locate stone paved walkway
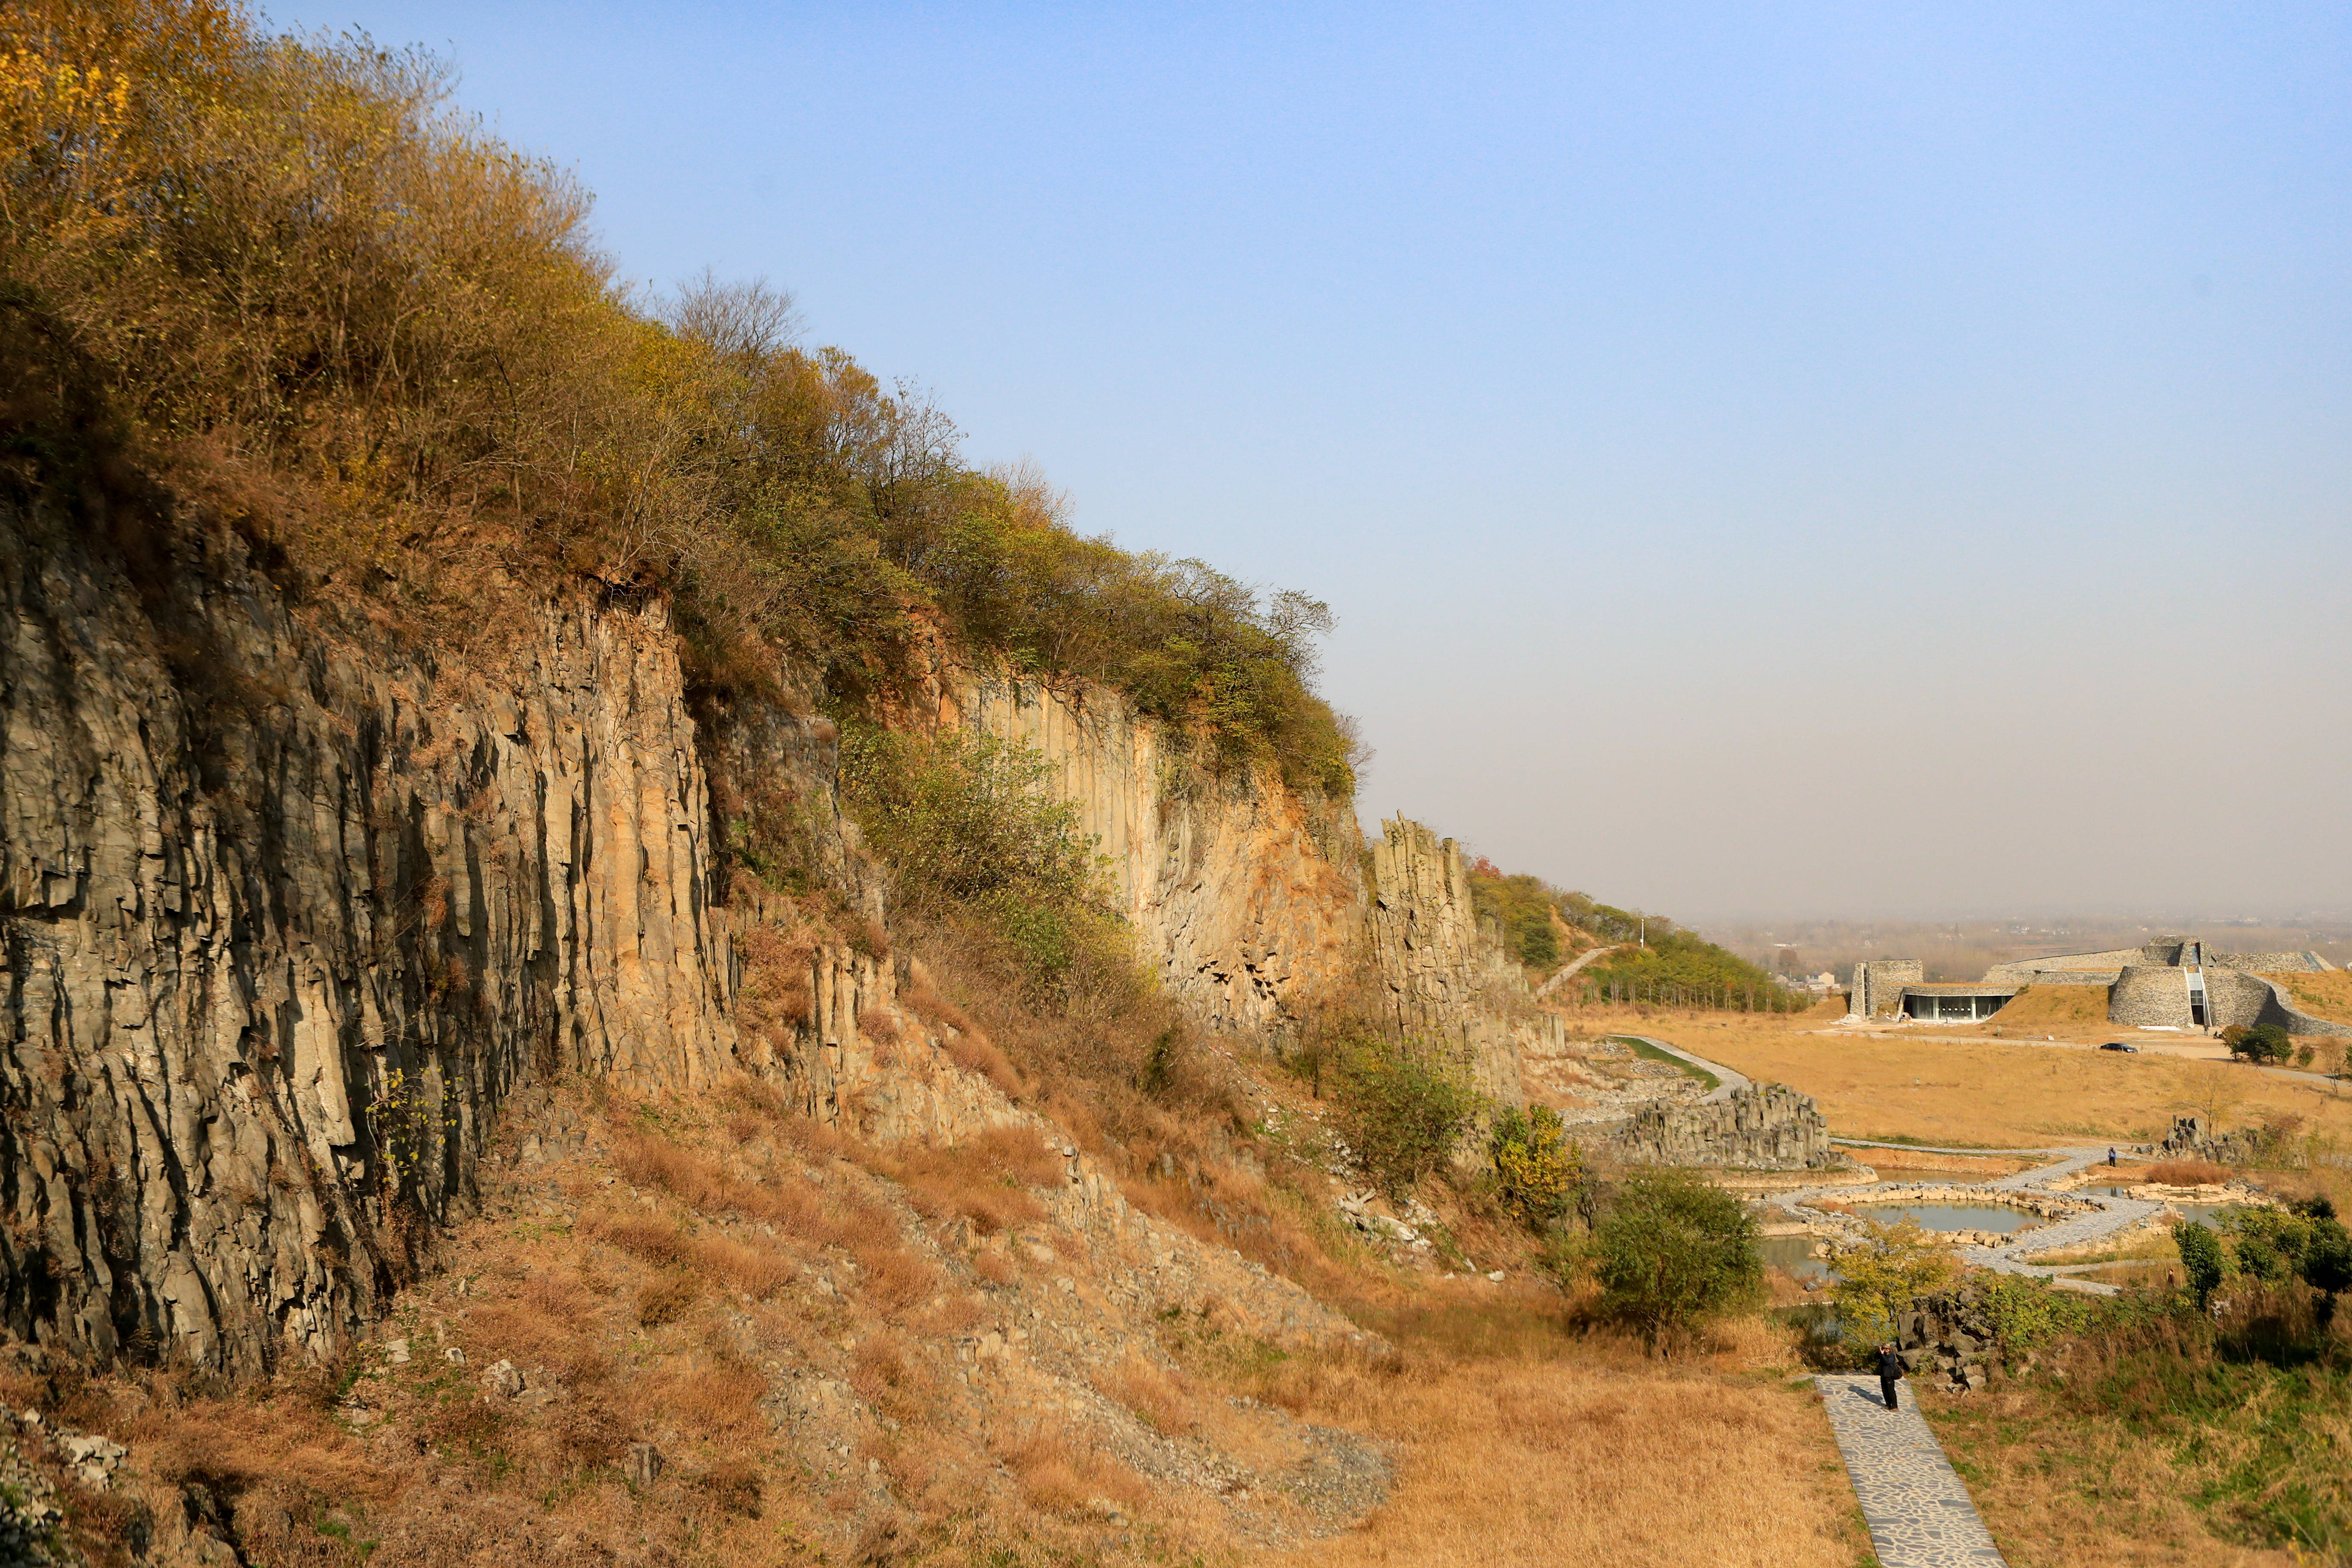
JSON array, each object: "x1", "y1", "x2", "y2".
[{"x1": 1816, "y1": 1375, "x2": 2008, "y2": 1565}]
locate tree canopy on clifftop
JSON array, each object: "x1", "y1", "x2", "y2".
[{"x1": 0, "y1": 0, "x2": 1360, "y2": 793}]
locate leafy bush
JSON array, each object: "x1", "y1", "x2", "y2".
[
  {"x1": 1487, "y1": 1104, "x2": 1582, "y2": 1230},
  {"x1": 2214, "y1": 1206, "x2": 2352, "y2": 1312},
  {"x1": 1465, "y1": 863, "x2": 1564, "y2": 971},
  {"x1": 837, "y1": 723, "x2": 1127, "y2": 994},
  {"x1": 2177, "y1": 1220, "x2": 2226, "y2": 1307},
  {"x1": 1327, "y1": 1038, "x2": 1481, "y2": 1199},
  {"x1": 1972, "y1": 1272, "x2": 2093, "y2": 1353},
  {"x1": 2228, "y1": 1023, "x2": 2294, "y2": 1064},
  {"x1": 1592, "y1": 1169, "x2": 1761, "y2": 1348}
]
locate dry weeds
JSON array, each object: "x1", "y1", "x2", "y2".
[{"x1": 1256, "y1": 1320, "x2": 1863, "y2": 1568}]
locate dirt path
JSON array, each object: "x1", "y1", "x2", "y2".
[{"x1": 1533, "y1": 942, "x2": 1622, "y2": 998}]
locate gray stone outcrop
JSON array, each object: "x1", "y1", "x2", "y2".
[
  {"x1": 1611, "y1": 1083, "x2": 1833, "y2": 1170},
  {"x1": 2153, "y1": 1115, "x2": 2259, "y2": 1166},
  {"x1": 1363, "y1": 818, "x2": 1542, "y2": 1102}
]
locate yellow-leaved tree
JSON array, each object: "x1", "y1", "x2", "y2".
[{"x1": 1832, "y1": 1218, "x2": 1958, "y2": 1350}]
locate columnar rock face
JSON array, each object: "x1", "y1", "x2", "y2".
[
  {"x1": 1612, "y1": 1084, "x2": 1832, "y2": 1170},
  {"x1": 1365, "y1": 818, "x2": 1542, "y2": 1102},
  {"x1": 0, "y1": 513, "x2": 741, "y2": 1374},
  {"x1": 932, "y1": 674, "x2": 1550, "y2": 1100}
]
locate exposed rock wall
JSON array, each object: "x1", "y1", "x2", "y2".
[
  {"x1": 938, "y1": 673, "x2": 1365, "y2": 1040},
  {"x1": 1611, "y1": 1084, "x2": 1833, "y2": 1170},
  {"x1": 2152, "y1": 1115, "x2": 2259, "y2": 1165},
  {"x1": 0, "y1": 506, "x2": 1554, "y2": 1382},
  {"x1": 1364, "y1": 818, "x2": 1540, "y2": 1102},
  {"x1": 928, "y1": 668, "x2": 1546, "y2": 1100},
  {"x1": 0, "y1": 512, "x2": 740, "y2": 1375}
]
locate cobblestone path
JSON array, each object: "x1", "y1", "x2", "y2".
[{"x1": 1817, "y1": 1375, "x2": 2008, "y2": 1566}]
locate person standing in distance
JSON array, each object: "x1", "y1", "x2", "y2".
[{"x1": 1876, "y1": 1342, "x2": 1905, "y2": 1410}]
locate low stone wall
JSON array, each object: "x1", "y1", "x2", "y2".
[
  {"x1": 1983, "y1": 947, "x2": 2143, "y2": 986},
  {"x1": 1611, "y1": 1083, "x2": 1834, "y2": 1170},
  {"x1": 2205, "y1": 968, "x2": 2351, "y2": 1038}
]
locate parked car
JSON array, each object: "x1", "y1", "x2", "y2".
[{"x1": 2098, "y1": 1042, "x2": 2139, "y2": 1053}]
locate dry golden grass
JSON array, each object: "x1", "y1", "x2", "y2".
[
  {"x1": 1256, "y1": 1325, "x2": 1863, "y2": 1568},
  {"x1": 2261, "y1": 971, "x2": 2352, "y2": 1027},
  {"x1": 2145, "y1": 1159, "x2": 2237, "y2": 1187},
  {"x1": 1578, "y1": 1005, "x2": 2352, "y2": 1148},
  {"x1": 887, "y1": 1125, "x2": 1062, "y2": 1234},
  {"x1": 1979, "y1": 983, "x2": 2113, "y2": 1035},
  {"x1": 1858, "y1": 1146, "x2": 2034, "y2": 1178}
]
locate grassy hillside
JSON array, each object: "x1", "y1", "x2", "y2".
[{"x1": 1463, "y1": 861, "x2": 1793, "y2": 1010}]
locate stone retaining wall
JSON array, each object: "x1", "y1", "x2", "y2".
[{"x1": 2109, "y1": 965, "x2": 2196, "y2": 1028}]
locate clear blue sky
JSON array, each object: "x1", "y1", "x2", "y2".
[{"x1": 285, "y1": 1, "x2": 2352, "y2": 920}]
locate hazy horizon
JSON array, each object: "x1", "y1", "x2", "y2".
[{"x1": 291, "y1": 2, "x2": 2352, "y2": 919}]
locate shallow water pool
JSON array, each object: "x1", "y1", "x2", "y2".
[{"x1": 1760, "y1": 1235, "x2": 1833, "y2": 1281}]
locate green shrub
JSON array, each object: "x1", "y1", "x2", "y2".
[
  {"x1": 838, "y1": 725, "x2": 1099, "y2": 915},
  {"x1": 2177, "y1": 1220, "x2": 2226, "y2": 1307},
  {"x1": 1327, "y1": 1038, "x2": 1481, "y2": 1199},
  {"x1": 1592, "y1": 1169, "x2": 1761, "y2": 1349},
  {"x1": 2230, "y1": 1023, "x2": 2293, "y2": 1064},
  {"x1": 1487, "y1": 1104, "x2": 1581, "y2": 1230}
]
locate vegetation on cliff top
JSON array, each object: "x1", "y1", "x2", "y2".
[
  {"x1": 1463, "y1": 857, "x2": 1790, "y2": 1008},
  {"x1": 0, "y1": 0, "x2": 1357, "y2": 792}
]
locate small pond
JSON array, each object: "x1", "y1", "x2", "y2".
[
  {"x1": 1853, "y1": 1202, "x2": 2038, "y2": 1235},
  {"x1": 1759, "y1": 1235, "x2": 1832, "y2": 1281}
]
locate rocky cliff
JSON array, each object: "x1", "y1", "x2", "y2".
[
  {"x1": 934, "y1": 670, "x2": 1543, "y2": 1101},
  {"x1": 0, "y1": 511, "x2": 744, "y2": 1374},
  {"x1": 938, "y1": 670, "x2": 1364, "y2": 1041},
  {"x1": 0, "y1": 509, "x2": 1554, "y2": 1377}
]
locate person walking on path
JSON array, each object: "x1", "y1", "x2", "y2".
[
  {"x1": 2108, "y1": 1147, "x2": 2118, "y2": 1167},
  {"x1": 1875, "y1": 1343, "x2": 1906, "y2": 1410}
]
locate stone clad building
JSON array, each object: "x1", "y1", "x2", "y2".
[{"x1": 1849, "y1": 940, "x2": 2346, "y2": 1037}]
